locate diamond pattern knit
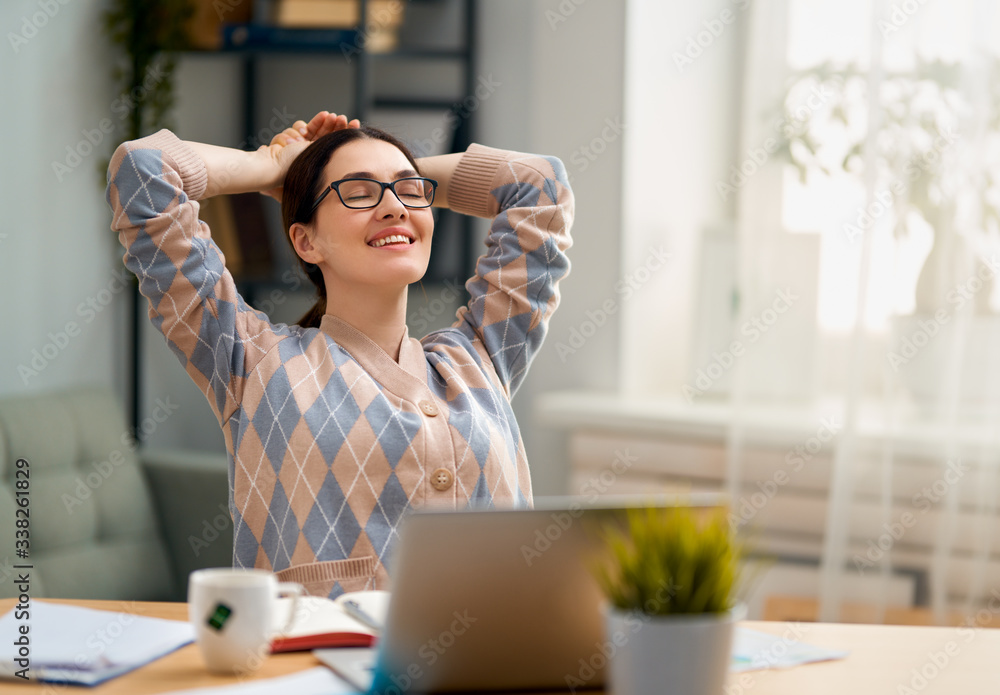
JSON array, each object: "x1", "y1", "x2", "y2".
[{"x1": 106, "y1": 130, "x2": 574, "y2": 598}]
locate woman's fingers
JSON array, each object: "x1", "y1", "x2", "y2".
[
  {"x1": 269, "y1": 125, "x2": 308, "y2": 148},
  {"x1": 269, "y1": 111, "x2": 362, "y2": 148},
  {"x1": 272, "y1": 111, "x2": 360, "y2": 149},
  {"x1": 303, "y1": 111, "x2": 329, "y2": 139}
]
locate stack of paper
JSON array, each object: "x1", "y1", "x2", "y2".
[
  {"x1": 0, "y1": 600, "x2": 194, "y2": 685},
  {"x1": 731, "y1": 627, "x2": 849, "y2": 672}
]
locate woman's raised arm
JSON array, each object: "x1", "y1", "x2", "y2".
[
  {"x1": 187, "y1": 111, "x2": 360, "y2": 200},
  {"x1": 413, "y1": 152, "x2": 465, "y2": 210}
]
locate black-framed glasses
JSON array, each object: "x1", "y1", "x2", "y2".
[{"x1": 311, "y1": 177, "x2": 438, "y2": 214}]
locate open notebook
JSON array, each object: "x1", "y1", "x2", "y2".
[{"x1": 271, "y1": 589, "x2": 389, "y2": 653}]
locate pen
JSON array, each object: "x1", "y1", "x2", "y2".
[{"x1": 342, "y1": 599, "x2": 383, "y2": 634}]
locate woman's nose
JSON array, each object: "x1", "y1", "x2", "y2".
[{"x1": 376, "y1": 188, "x2": 408, "y2": 217}]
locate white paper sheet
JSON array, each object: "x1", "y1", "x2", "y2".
[
  {"x1": 731, "y1": 626, "x2": 849, "y2": 672},
  {"x1": 0, "y1": 600, "x2": 194, "y2": 685},
  {"x1": 162, "y1": 665, "x2": 359, "y2": 694}
]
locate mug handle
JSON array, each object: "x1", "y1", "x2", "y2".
[{"x1": 275, "y1": 582, "x2": 305, "y2": 635}]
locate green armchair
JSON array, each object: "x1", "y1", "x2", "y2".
[{"x1": 0, "y1": 386, "x2": 232, "y2": 601}]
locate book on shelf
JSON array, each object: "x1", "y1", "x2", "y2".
[
  {"x1": 186, "y1": 0, "x2": 253, "y2": 50},
  {"x1": 274, "y1": 0, "x2": 405, "y2": 28},
  {"x1": 222, "y1": 22, "x2": 359, "y2": 49},
  {"x1": 271, "y1": 0, "x2": 404, "y2": 51},
  {"x1": 271, "y1": 589, "x2": 390, "y2": 653}
]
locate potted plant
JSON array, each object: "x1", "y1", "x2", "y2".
[
  {"x1": 593, "y1": 504, "x2": 745, "y2": 695},
  {"x1": 776, "y1": 61, "x2": 1000, "y2": 404}
]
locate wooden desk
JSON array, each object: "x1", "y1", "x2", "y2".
[
  {"x1": 1, "y1": 599, "x2": 322, "y2": 694},
  {"x1": 4, "y1": 598, "x2": 1000, "y2": 693}
]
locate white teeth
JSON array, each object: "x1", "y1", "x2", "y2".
[{"x1": 369, "y1": 234, "x2": 412, "y2": 247}]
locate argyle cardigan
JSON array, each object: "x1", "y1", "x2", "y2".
[{"x1": 106, "y1": 130, "x2": 574, "y2": 598}]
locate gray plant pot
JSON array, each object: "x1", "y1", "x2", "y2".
[{"x1": 603, "y1": 603, "x2": 745, "y2": 695}]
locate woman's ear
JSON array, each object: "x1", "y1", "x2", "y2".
[{"x1": 289, "y1": 222, "x2": 323, "y2": 264}]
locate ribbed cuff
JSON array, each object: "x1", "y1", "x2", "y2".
[
  {"x1": 447, "y1": 143, "x2": 512, "y2": 219},
  {"x1": 142, "y1": 129, "x2": 209, "y2": 201}
]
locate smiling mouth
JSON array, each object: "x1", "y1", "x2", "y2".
[{"x1": 368, "y1": 234, "x2": 414, "y2": 248}]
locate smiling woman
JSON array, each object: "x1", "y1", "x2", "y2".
[{"x1": 104, "y1": 110, "x2": 574, "y2": 599}]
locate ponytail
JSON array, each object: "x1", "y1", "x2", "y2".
[{"x1": 296, "y1": 263, "x2": 328, "y2": 329}]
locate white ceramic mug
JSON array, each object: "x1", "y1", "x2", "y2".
[{"x1": 188, "y1": 568, "x2": 304, "y2": 675}]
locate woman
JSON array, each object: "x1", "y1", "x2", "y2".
[{"x1": 106, "y1": 111, "x2": 574, "y2": 598}]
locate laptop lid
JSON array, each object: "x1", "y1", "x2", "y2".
[{"x1": 368, "y1": 493, "x2": 726, "y2": 694}]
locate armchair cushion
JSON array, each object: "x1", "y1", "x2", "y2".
[{"x1": 0, "y1": 387, "x2": 175, "y2": 600}]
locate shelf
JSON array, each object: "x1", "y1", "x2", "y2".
[
  {"x1": 182, "y1": 46, "x2": 466, "y2": 59},
  {"x1": 373, "y1": 97, "x2": 465, "y2": 111}
]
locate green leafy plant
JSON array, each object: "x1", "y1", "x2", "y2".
[
  {"x1": 103, "y1": 0, "x2": 193, "y2": 145},
  {"x1": 594, "y1": 505, "x2": 742, "y2": 616}
]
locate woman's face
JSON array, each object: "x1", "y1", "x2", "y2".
[{"x1": 306, "y1": 138, "x2": 434, "y2": 292}]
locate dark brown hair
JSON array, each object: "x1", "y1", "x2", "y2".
[{"x1": 281, "y1": 126, "x2": 422, "y2": 328}]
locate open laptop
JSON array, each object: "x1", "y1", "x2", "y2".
[{"x1": 316, "y1": 493, "x2": 725, "y2": 693}]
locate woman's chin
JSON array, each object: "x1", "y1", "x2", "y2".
[{"x1": 376, "y1": 264, "x2": 431, "y2": 288}]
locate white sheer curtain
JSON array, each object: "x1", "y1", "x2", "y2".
[{"x1": 728, "y1": 0, "x2": 1000, "y2": 622}]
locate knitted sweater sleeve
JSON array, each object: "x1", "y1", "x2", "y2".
[
  {"x1": 105, "y1": 129, "x2": 283, "y2": 425},
  {"x1": 444, "y1": 144, "x2": 575, "y2": 398}
]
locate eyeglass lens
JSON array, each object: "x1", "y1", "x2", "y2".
[{"x1": 339, "y1": 178, "x2": 434, "y2": 208}]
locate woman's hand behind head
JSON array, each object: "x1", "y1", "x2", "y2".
[{"x1": 261, "y1": 112, "x2": 361, "y2": 203}]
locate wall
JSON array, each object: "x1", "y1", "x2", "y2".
[
  {"x1": 1, "y1": 1, "x2": 125, "y2": 402},
  {"x1": 619, "y1": 0, "x2": 745, "y2": 398}
]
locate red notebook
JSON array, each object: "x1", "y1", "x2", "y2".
[{"x1": 270, "y1": 590, "x2": 389, "y2": 653}]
